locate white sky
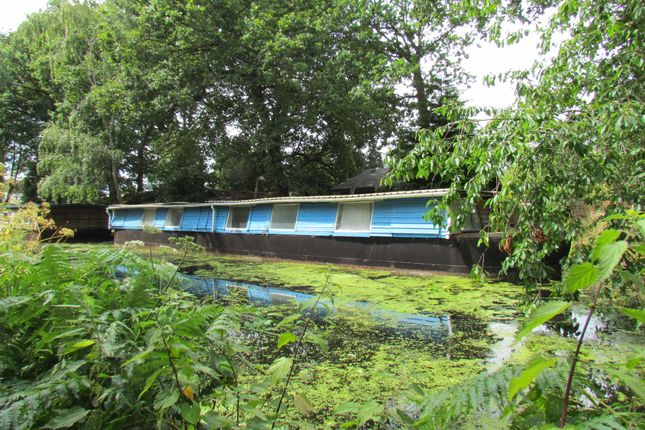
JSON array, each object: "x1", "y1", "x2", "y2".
[{"x1": 0, "y1": 0, "x2": 542, "y2": 109}]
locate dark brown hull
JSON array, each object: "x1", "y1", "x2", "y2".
[{"x1": 114, "y1": 230, "x2": 506, "y2": 273}]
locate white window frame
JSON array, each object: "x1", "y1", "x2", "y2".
[
  {"x1": 226, "y1": 206, "x2": 251, "y2": 230},
  {"x1": 141, "y1": 208, "x2": 157, "y2": 227},
  {"x1": 334, "y1": 202, "x2": 373, "y2": 232},
  {"x1": 269, "y1": 204, "x2": 299, "y2": 231},
  {"x1": 165, "y1": 208, "x2": 183, "y2": 229}
]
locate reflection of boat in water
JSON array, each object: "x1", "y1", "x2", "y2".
[
  {"x1": 114, "y1": 266, "x2": 451, "y2": 340},
  {"x1": 182, "y1": 273, "x2": 452, "y2": 340}
]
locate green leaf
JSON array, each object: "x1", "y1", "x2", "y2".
[
  {"x1": 621, "y1": 308, "x2": 645, "y2": 323},
  {"x1": 0, "y1": 296, "x2": 32, "y2": 312},
  {"x1": 154, "y1": 387, "x2": 179, "y2": 410},
  {"x1": 607, "y1": 369, "x2": 645, "y2": 400},
  {"x1": 277, "y1": 332, "x2": 297, "y2": 350},
  {"x1": 203, "y1": 412, "x2": 234, "y2": 428},
  {"x1": 508, "y1": 356, "x2": 557, "y2": 400},
  {"x1": 139, "y1": 367, "x2": 167, "y2": 400},
  {"x1": 122, "y1": 347, "x2": 154, "y2": 367},
  {"x1": 293, "y1": 393, "x2": 315, "y2": 416},
  {"x1": 637, "y1": 219, "x2": 645, "y2": 237},
  {"x1": 267, "y1": 357, "x2": 293, "y2": 385},
  {"x1": 357, "y1": 401, "x2": 383, "y2": 426},
  {"x1": 596, "y1": 241, "x2": 628, "y2": 281},
  {"x1": 276, "y1": 313, "x2": 300, "y2": 328},
  {"x1": 180, "y1": 402, "x2": 201, "y2": 425},
  {"x1": 67, "y1": 339, "x2": 96, "y2": 353},
  {"x1": 575, "y1": 414, "x2": 627, "y2": 430},
  {"x1": 334, "y1": 402, "x2": 361, "y2": 415},
  {"x1": 304, "y1": 332, "x2": 329, "y2": 352},
  {"x1": 563, "y1": 263, "x2": 598, "y2": 293},
  {"x1": 396, "y1": 409, "x2": 416, "y2": 425},
  {"x1": 43, "y1": 407, "x2": 90, "y2": 429},
  {"x1": 516, "y1": 301, "x2": 571, "y2": 341},
  {"x1": 591, "y1": 229, "x2": 621, "y2": 260}
]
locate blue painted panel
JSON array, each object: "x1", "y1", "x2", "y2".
[
  {"x1": 295, "y1": 203, "x2": 337, "y2": 235},
  {"x1": 180, "y1": 208, "x2": 201, "y2": 231},
  {"x1": 180, "y1": 207, "x2": 213, "y2": 231},
  {"x1": 122, "y1": 209, "x2": 143, "y2": 229},
  {"x1": 197, "y1": 207, "x2": 213, "y2": 231},
  {"x1": 248, "y1": 205, "x2": 272, "y2": 233},
  {"x1": 215, "y1": 207, "x2": 229, "y2": 231},
  {"x1": 154, "y1": 209, "x2": 168, "y2": 228},
  {"x1": 371, "y1": 198, "x2": 446, "y2": 238},
  {"x1": 111, "y1": 210, "x2": 126, "y2": 228}
]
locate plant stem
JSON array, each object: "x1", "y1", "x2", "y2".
[
  {"x1": 220, "y1": 330, "x2": 241, "y2": 425},
  {"x1": 559, "y1": 282, "x2": 602, "y2": 427},
  {"x1": 271, "y1": 271, "x2": 331, "y2": 429},
  {"x1": 151, "y1": 249, "x2": 188, "y2": 311},
  {"x1": 149, "y1": 246, "x2": 159, "y2": 292},
  {"x1": 161, "y1": 329, "x2": 190, "y2": 412}
]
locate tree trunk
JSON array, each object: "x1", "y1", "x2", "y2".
[
  {"x1": 136, "y1": 128, "x2": 150, "y2": 193},
  {"x1": 111, "y1": 160, "x2": 123, "y2": 203},
  {"x1": 412, "y1": 60, "x2": 430, "y2": 130}
]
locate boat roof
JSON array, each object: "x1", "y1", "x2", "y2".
[{"x1": 107, "y1": 189, "x2": 450, "y2": 210}]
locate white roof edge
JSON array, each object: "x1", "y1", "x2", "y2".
[{"x1": 106, "y1": 189, "x2": 450, "y2": 210}]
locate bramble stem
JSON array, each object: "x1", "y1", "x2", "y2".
[{"x1": 560, "y1": 282, "x2": 602, "y2": 427}]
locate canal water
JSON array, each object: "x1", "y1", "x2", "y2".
[{"x1": 115, "y1": 255, "x2": 633, "y2": 428}]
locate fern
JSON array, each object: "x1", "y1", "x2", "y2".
[
  {"x1": 414, "y1": 366, "x2": 520, "y2": 428},
  {"x1": 573, "y1": 414, "x2": 627, "y2": 430}
]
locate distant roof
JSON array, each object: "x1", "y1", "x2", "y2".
[
  {"x1": 330, "y1": 167, "x2": 389, "y2": 192},
  {"x1": 107, "y1": 188, "x2": 450, "y2": 209}
]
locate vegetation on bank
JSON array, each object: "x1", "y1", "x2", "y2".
[
  {"x1": 1, "y1": 202, "x2": 643, "y2": 428},
  {"x1": 1, "y1": 0, "x2": 643, "y2": 428}
]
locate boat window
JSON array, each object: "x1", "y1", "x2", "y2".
[
  {"x1": 336, "y1": 202, "x2": 372, "y2": 231},
  {"x1": 165, "y1": 208, "x2": 183, "y2": 228},
  {"x1": 141, "y1": 209, "x2": 156, "y2": 226},
  {"x1": 270, "y1": 204, "x2": 298, "y2": 230},
  {"x1": 227, "y1": 207, "x2": 250, "y2": 229}
]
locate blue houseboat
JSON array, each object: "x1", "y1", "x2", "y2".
[{"x1": 107, "y1": 189, "x2": 503, "y2": 273}]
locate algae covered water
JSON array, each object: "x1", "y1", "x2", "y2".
[
  {"x1": 160, "y1": 253, "x2": 526, "y2": 428},
  {"x1": 113, "y1": 247, "x2": 640, "y2": 428}
]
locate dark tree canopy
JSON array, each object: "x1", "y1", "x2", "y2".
[{"x1": 0, "y1": 0, "x2": 480, "y2": 203}]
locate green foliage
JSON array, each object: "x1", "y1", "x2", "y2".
[
  {"x1": 398, "y1": 213, "x2": 644, "y2": 429},
  {"x1": 515, "y1": 301, "x2": 571, "y2": 340},
  {"x1": 386, "y1": 0, "x2": 644, "y2": 282},
  {"x1": 0, "y1": 232, "x2": 332, "y2": 428},
  {"x1": 507, "y1": 356, "x2": 557, "y2": 400}
]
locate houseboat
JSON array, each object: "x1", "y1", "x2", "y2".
[{"x1": 107, "y1": 189, "x2": 503, "y2": 273}]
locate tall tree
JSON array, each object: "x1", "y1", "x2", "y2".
[
  {"x1": 360, "y1": 0, "x2": 476, "y2": 156},
  {"x1": 0, "y1": 28, "x2": 54, "y2": 202},
  {"x1": 387, "y1": 0, "x2": 644, "y2": 280}
]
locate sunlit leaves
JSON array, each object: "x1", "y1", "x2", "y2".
[
  {"x1": 563, "y1": 262, "x2": 598, "y2": 293},
  {"x1": 268, "y1": 357, "x2": 293, "y2": 385},
  {"x1": 595, "y1": 241, "x2": 628, "y2": 282},
  {"x1": 277, "y1": 332, "x2": 297, "y2": 350},
  {"x1": 516, "y1": 301, "x2": 571, "y2": 341},
  {"x1": 335, "y1": 400, "x2": 383, "y2": 428},
  {"x1": 591, "y1": 229, "x2": 622, "y2": 260},
  {"x1": 607, "y1": 369, "x2": 645, "y2": 401},
  {"x1": 179, "y1": 402, "x2": 201, "y2": 425},
  {"x1": 508, "y1": 356, "x2": 558, "y2": 400},
  {"x1": 621, "y1": 308, "x2": 645, "y2": 324},
  {"x1": 43, "y1": 407, "x2": 90, "y2": 429},
  {"x1": 154, "y1": 387, "x2": 179, "y2": 411},
  {"x1": 293, "y1": 393, "x2": 315, "y2": 416},
  {"x1": 63, "y1": 339, "x2": 96, "y2": 355}
]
